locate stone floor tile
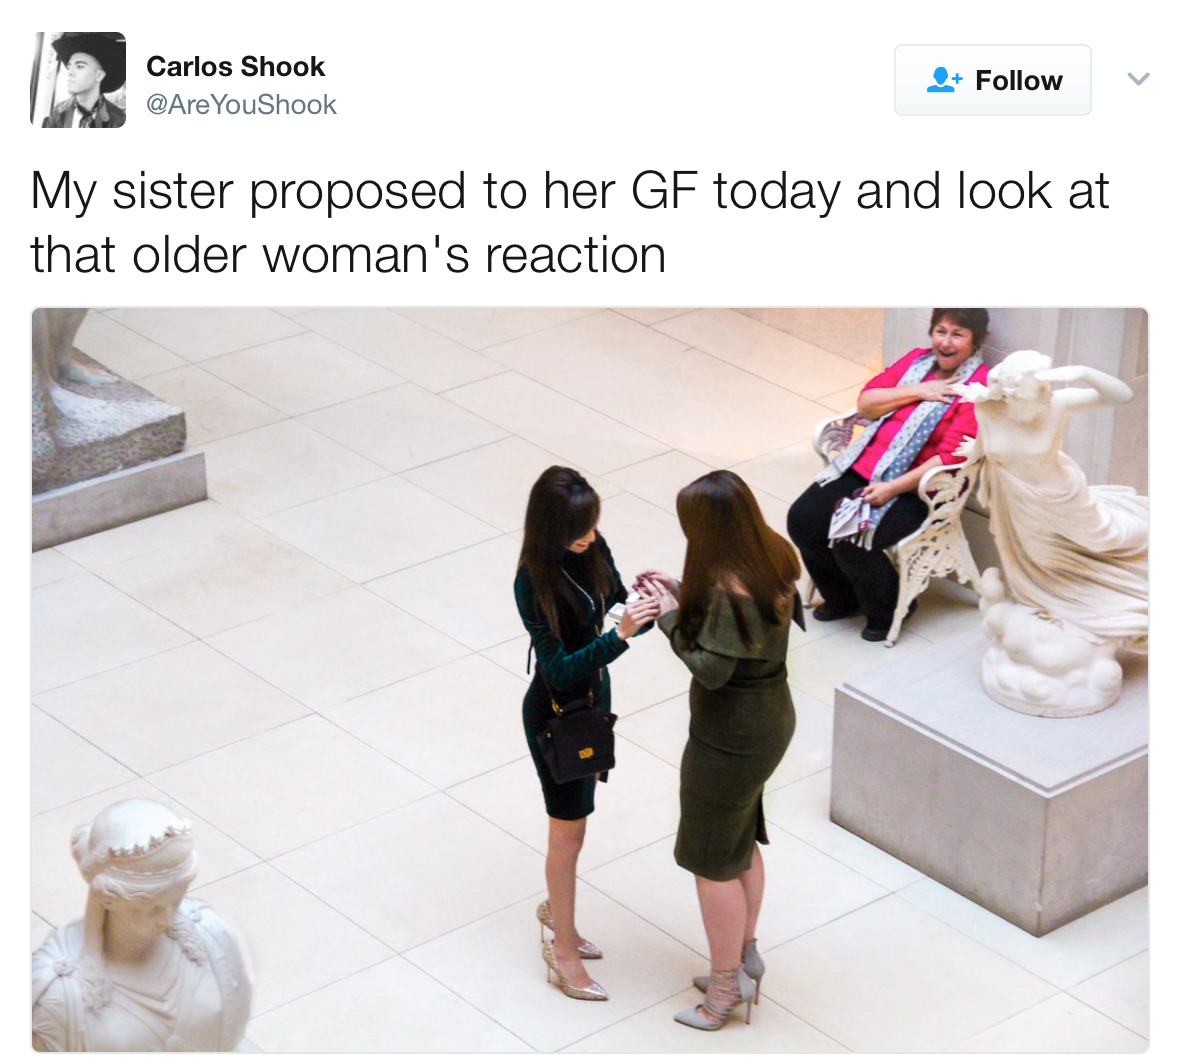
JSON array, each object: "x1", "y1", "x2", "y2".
[
  {"x1": 299, "y1": 307, "x2": 506, "y2": 391},
  {"x1": 74, "y1": 310, "x2": 186, "y2": 379},
  {"x1": 194, "y1": 863, "x2": 393, "y2": 1016},
  {"x1": 55, "y1": 499, "x2": 244, "y2": 570},
  {"x1": 32, "y1": 573, "x2": 192, "y2": 692},
  {"x1": 136, "y1": 364, "x2": 285, "y2": 444},
  {"x1": 948, "y1": 992, "x2": 1147, "y2": 1052},
  {"x1": 106, "y1": 308, "x2": 305, "y2": 361},
  {"x1": 31, "y1": 706, "x2": 135, "y2": 815},
  {"x1": 366, "y1": 535, "x2": 523, "y2": 650},
  {"x1": 274, "y1": 793, "x2": 544, "y2": 951},
  {"x1": 30, "y1": 548, "x2": 85, "y2": 588},
  {"x1": 406, "y1": 887, "x2": 702, "y2": 1052},
  {"x1": 898, "y1": 880, "x2": 1148, "y2": 990},
  {"x1": 449, "y1": 736, "x2": 681, "y2": 872},
  {"x1": 207, "y1": 586, "x2": 468, "y2": 710},
  {"x1": 300, "y1": 382, "x2": 508, "y2": 473},
  {"x1": 655, "y1": 308, "x2": 870, "y2": 399},
  {"x1": 247, "y1": 956, "x2": 531, "y2": 1052},
  {"x1": 257, "y1": 476, "x2": 500, "y2": 582},
  {"x1": 399, "y1": 306, "x2": 600, "y2": 350},
  {"x1": 34, "y1": 642, "x2": 309, "y2": 774},
  {"x1": 148, "y1": 715, "x2": 434, "y2": 857},
  {"x1": 585, "y1": 824, "x2": 889, "y2": 958},
  {"x1": 563, "y1": 985, "x2": 847, "y2": 1053},
  {"x1": 95, "y1": 523, "x2": 350, "y2": 638},
  {"x1": 202, "y1": 330, "x2": 404, "y2": 415},
  {"x1": 1068, "y1": 950, "x2": 1149, "y2": 1038},
  {"x1": 401, "y1": 436, "x2": 617, "y2": 533},
  {"x1": 200, "y1": 419, "x2": 387, "y2": 518},
  {"x1": 764, "y1": 895, "x2": 1058, "y2": 1052},
  {"x1": 443, "y1": 371, "x2": 665, "y2": 474},
  {"x1": 324, "y1": 655, "x2": 528, "y2": 789}
]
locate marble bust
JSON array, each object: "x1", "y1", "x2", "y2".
[
  {"x1": 954, "y1": 352, "x2": 1148, "y2": 715},
  {"x1": 31, "y1": 799, "x2": 251, "y2": 1052}
]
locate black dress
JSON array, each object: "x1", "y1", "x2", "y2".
[{"x1": 514, "y1": 539, "x2": 629, "y2": 820}]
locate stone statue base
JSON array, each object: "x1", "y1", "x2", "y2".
[
  {"x1": 33, "y1": 349, "x2": 187, "y2": 495},
  {"x1": 979, "y1": 569, "x2": 1123, "y2": 718},
  {"x1": 831, "y1": 627, "x2": 1146, "y2": 936}
]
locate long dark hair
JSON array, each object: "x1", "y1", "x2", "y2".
[
  {"x1": 676, "y1": 471, "x2": 800, "y2": 647},
  {"x1": 518, "y1": 466, "x2": 615, "y2": 636}
]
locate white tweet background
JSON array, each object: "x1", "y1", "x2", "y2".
[{"x1": 9, "y1": 1, "x2": 1173, "y2": 1058}]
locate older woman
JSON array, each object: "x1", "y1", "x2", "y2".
[{"x1": 787, "y1": 308, "x2": 991, "y2": 641}]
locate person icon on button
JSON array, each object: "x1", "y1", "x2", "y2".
[{"x1": 927, "y1": 67, "x2": 955, "y2": 93}]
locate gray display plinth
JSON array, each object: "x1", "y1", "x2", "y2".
[
  {"x1": 830, "y1": 628, "x2": 1147, "y2": 936},
  {"x1": 33, "y1": 448, "x2": 207, "y2": 551}
]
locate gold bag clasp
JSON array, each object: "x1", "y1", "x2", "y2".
[{"x1": 578, "y1": 747, "x2": 594, "y2": 759}]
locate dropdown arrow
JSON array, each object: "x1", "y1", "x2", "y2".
[{"x1": 1128, "y1": 72, "x2": 1150, "y2": 85}]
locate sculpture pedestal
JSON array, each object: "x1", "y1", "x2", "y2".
[
  {"x1": 830, "y1": 628, "x2": 1147, "y2": 936},
  {"x1": 33, "y1": 448, "x2": 207, "y2": 550}
]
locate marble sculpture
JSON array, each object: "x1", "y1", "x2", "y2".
[
  {"x1": 954, "y1": 351, "x2": 1148, "y2": 716},
  {"x1": 32, "y1": 308, "x2": 187, "y2": 494},
  {"x1": 31, "y1": 799, "x2": 251, "y2": 1051}
]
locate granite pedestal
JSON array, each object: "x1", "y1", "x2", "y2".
[{"x1": 830, "y1": 628, "x2": 1147, "y2": 936}]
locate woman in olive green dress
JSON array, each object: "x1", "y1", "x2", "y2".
[{"x1": 639, "y1": 471, "x2": 801, "y2": 1031}]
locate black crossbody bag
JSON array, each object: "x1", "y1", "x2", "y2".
[
  {"x1": 530, "y1": 573, "x2": 618, "y2": 784},
  {"x1": 533, "y1": 668, "x2": 617, "y2": 784}
]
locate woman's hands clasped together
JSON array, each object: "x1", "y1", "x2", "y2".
[{"x1": 633, "y1": 569, "x2": 681, "y2": 619}]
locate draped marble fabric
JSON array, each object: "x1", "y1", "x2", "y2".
[{"x1": 978, "y1": 451, "x2": 1148, "y2": 651}]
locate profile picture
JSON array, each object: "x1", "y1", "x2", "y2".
[{"x1": 31, "y1": 32, "x2": 126, "y2": 127}]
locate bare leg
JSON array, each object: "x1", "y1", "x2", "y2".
[
  {"x1": 738, "y1": 844, "x2": 765, "y2": 942},
  {"x1": 546, "y1": 817, "x2": 594, "y2": 988},
  {"x1": 695, "y1": 875, "x2": 745, "y2": 971}
]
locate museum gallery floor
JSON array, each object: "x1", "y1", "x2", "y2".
[{"x1": 31, "y1": 307, "x2": 1147, "y2": 1052}]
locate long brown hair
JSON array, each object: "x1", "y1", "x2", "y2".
[
  {"x1": 518, "y1": 466, "x2": 615, "y2": 636},
  {"x1": 676, "y1": 471, "x2": 800, "y2": 647}
]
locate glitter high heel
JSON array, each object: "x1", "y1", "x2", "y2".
[
  {"x1": 536, "y1": 899, "x2": 603, "y2": 959},
  {"x1": 542, "y1": 941, "x2": 609, "y2": 1001}
]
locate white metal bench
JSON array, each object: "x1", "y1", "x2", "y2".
[{"x1": 807, "y1": 410, "x2": 982, "y2": 646}]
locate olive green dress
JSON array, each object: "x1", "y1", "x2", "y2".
[{"x1": 659, "y1": 591, "x2": 795, "y2": 881}]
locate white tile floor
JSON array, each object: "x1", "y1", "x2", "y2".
[{"x1": 32, "y1": 307, "x2": 1148, "y2": 1053}]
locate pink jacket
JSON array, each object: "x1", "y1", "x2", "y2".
[{"x1": 852, "y1": 347, "x2": 988, "y2": 479}]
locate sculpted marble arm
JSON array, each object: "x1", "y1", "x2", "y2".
[{"x1": 1037, "y1": 365, "x2": 1133, "y2": 410}]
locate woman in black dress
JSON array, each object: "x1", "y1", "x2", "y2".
[
  {"x1": 640, "y1": 471, "x2": 801, "y2": 1030},
  {"x1": 515, "y1": 466, "x2": 659, "y2": 1001}
]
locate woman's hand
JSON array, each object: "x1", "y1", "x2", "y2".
[
  {"x1": 618, "y1": 594, "x2": 661, "y2": 639},
  {"x1": 860, "y1": 480, "x2": 903, "y2": 507},
  {"x1": 912, "y1": 379, "x2": 959, "y2": 403},
  {"x1": 634, "y1": 569, "x2": 680, "y2": 599},
  {"x1": 637, "y1": 576, "x2": 679, "y2": 618}
]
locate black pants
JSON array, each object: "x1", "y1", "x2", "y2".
[{"x1": 787, "y1": 471, "x2": 928, "y2": 627}]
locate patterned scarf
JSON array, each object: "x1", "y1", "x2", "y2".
[
  {"x1": 817, "y1": 349, "x2": 983, "y2": 547},
  {"x1": 75, "y1": 96, "x2": 109, "y2": 128}
]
